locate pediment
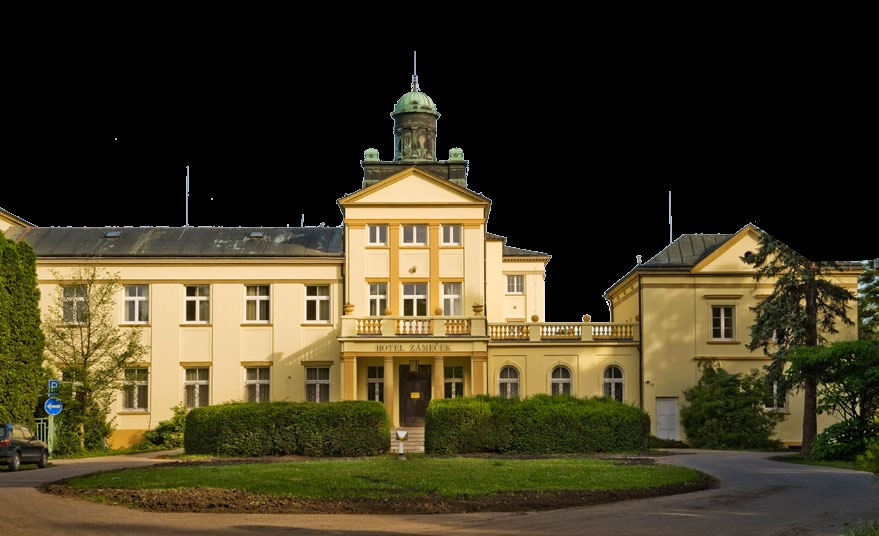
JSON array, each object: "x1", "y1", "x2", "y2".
[
  {"x1": 693, "y1": 223, "x2": 763, "y2": 273},
  {"x1": 338, "y1": 167, "x2": 490, "y2": 209}
]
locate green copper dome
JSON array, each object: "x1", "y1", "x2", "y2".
[{"x1": 392, "y1": 90, "x2": 439, "y2": 117}]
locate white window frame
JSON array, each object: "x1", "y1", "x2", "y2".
[
  {"x1": 245, "y1": 285, "x2": 270, "y2": 323},
  {"x1": 441, "y1": 224, "x2": 462, "y2": 245},
  {"x1": 551, "y1": 365, "x2": 572, "y2": 396},
  {"x1": 305, "y1": 285, "x2": 330, "y2": 322},
  {"x1": 185, "y1": 285, "x2": 210, "y2": 323},
  {"x1": 369, "y1": 283, "x2": 388, "y2": 316},
  {"x1": 712, "y1": 305, "x2": 735, "y2": 340},
  {"x1": 368, "y1": 224, "x2": 388, "y2": 245},
  {"x1": 122, "y1": 367, "x2": 149, "y2": 411},
  {"x1": 444, "y1": 366, "x2": 464, "y2": 398},
  {"x1": 62, "y1": 284, "x2": 88, "y2": 324},
  {"x1": 367, "y1": 365, "x2": 384, "y2": 402},
  {"x1": 401, "y1": 224, "x2": 428, "y2": 245},
  {"x1": 506, "y1": 275, "x2": 524, "y2": 294},
  {"x1": 244, "y1": 367, "x2": 270, "y2": 403},
  {"x1": 124, "y1": 284, "x2": 149, "y2": 323},
  {"x1": 603, "y1": 365, "x2": 624, "y2": 402},
  {"x1": 499, "y1": 366, "x2": 520, "y2": 399},
  {"x1": 184, "y1": 367, "x2": 210, "y2": 408},
  {"x1": 442, "y1": 282, "x2": 462, "y2": 316},
  {"x1": 764, "y1": 380, "x2": 790, "y2": 413},
  {"x1": 305, "y1": 366, "x2": 330, "y2": 402},
  {"x1": 402, "y1": 282, "x2": 428, "y2": 316}
]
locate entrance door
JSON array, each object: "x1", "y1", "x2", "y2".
[
  {"x1": 399, "y1": 364, "x2": 432, "y2": 426},
  {"x1": 656, "y1": 397, "x2": 679, "y2": 440}
]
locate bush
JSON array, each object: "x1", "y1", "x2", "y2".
[
  {"x1": 137, "y1": 404, "x2": 187, "y2": 450},
  {"x1": 813, "y1": 418, "x2": 879, "y2": 461},
  {"x1": 680, "y1": 364, "x2": 783, "y2": 450}
]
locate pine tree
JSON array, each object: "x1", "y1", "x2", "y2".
[
  {"x1": 858, "y1": 259, "x2": 879, "y2": 340},
  {"x1": 742, "y1": 231, "x2": 856, "y2": 456}
]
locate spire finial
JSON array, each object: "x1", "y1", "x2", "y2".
[{"x1": 411, "y1": 50, "x2": 420, "y2": 92}]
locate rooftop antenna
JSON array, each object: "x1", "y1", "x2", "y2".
[
  {"x1": 185, "y1": 166, "x2": 190, "y2": 227},
  {"x1": 668, "y1": 190, "x2": 672, "y2": 244},
  {"x1": 412, "y1": 50, "x2": 419, "y2": 92}
]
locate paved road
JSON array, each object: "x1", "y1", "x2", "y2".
[{"x1": 4, "y1": 449, "x2": 878, "y2": 535}]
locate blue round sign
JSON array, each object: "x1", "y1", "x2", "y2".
[{"x1": 44, "y1": 397, "x2": 63, "y2": 415}]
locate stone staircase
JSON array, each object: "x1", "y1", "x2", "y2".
[{"x1": 390, "y1": 427, "x2": 424, "y2": 454}]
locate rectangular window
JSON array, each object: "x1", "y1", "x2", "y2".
[
  {"x1": 712, "y1": 306, "x2": 734, "y2": 340},
  {"x1": 401, "y1": 224, "x2": 428, "y2": 245},
  {"x1": 245, "y1": 285, "x2": 270, "y2": 322},
  {"x1": 62, "y1": 285, "x2": 88, "y2": 323},
  {"x1": 369, "y1": 283, "x2": 388, "y2": 316},
  {"x1": 442, "y1": 282, "x2": 462, "y2": 316},
  {"x1": 441, "y1": 224, "x2": 462, "y2": 245},
  {"x1": 506, "y1": 275, "x2": 524, "y2": 294},
  {"x1": 367, "y1": 366, "x2": 384, "y2": 402},
  {"x1": 122, "y1": 368, "x2": 149, "y2": 411},
  {"x1": 185, "y1": 285, "x2": 210, "y2": 323},
  {"x1": 764, "y1": 380, "x2": 789, "y2": 412},
  {"x1": 368, "y1": 224, "x2": 388, "y2": 245},
  {"x1": 305, "y1": 285, "x2": 330, "y2": 322},
  {"x1": 444, "y1": 366, "x2": 464, "y2": 398},
  {"x1": 244, "y1": 367, "x2": 270, "y2": 403},
  {"x1": 124, "y1": 285, "x2": 149, "y2": 323},
  {"x1": 402, "y1": 283, "x2": 428, "y2": 316},
  {"x1": 184, "y1": 367, "x2": 210, "y2": 408},
  {"x1": 305, "y1": 367, "x2": 330, "y2": 402}
]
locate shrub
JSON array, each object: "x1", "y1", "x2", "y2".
[
  {"x1": 680, "y1": 364, "x2": 783, "y2": 450},
  {"x1": 137, "y1": 404, "x2": 187, "y2": 450}
]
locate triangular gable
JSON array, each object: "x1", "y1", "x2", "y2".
[
  {"x1": 693, "y1": 223, "x2": 762, "y2": 273},
  {"x1": 338, "y1": 167, "x2": 490, "y2": 214}
]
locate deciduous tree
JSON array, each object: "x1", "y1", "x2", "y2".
[{"x1": 42, "y1": 264, "x2": 148, "y2": 451}]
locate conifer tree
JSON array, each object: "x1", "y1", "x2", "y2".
[{"x1": 742, "y1": 231, "x2": 856, "y2": 456}]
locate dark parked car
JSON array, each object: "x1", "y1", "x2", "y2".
[{"x1": 0, "y1": 423, "x2": 49, "y2": 471}]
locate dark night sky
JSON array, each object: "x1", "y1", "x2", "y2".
[{"x1": 4, "y1": 39, "x2": 874, "y2": 322}]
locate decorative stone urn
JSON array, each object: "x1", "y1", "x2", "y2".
[
  {"x1": 343, "y1": 303, "x2": 354, "y2": 315},
  {"x1": 472, "y1": 304, "x2": 484, "y2": 315},
  {"x1": 582, "y1": 314, "x2": 591, "y2": 323},
  {"x1": 531, "y1": 314, "x2": 539, "y2": 322},
  {"x1": 434, "y1": 307, "x2": 443, "y2": 316}
]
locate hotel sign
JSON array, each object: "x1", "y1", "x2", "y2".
[{"x1": 375, "y1": 343, "x2": 452, "y2": 352}]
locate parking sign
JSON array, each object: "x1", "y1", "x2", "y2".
[{"x1": 48, "y1": 379, "x2": 60, "y2": 397}]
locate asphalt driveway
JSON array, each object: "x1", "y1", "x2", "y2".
[{"x1": 4, "y1": 449, "x2": 878, "y2": 535}]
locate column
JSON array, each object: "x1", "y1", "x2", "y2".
[
  {"x1": 433, "y1": 355, "x2": 445, "y2": 400},
  {"x1": 383, "y1": 355, "x2": 396, "y2": 427}
]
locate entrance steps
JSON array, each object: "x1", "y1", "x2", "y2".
[{"x1": 390, "y1": 426, "x2": 424, "y2": 454}]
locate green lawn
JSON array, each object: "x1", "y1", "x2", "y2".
[{"x1": 61, "y1": 454, "x2": 708, "y2": 501}]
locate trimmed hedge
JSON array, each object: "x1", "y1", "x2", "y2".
[
  {"x1": 184, "y1": 400, "x2": 390, "y2": 457},
  {"x1": 425, "y1": 394, "x2": 650, "y2": 455}
]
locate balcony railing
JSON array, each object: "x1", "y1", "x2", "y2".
[{"x1": 342, "y1": 315, "x2": 637, "y2": 342}]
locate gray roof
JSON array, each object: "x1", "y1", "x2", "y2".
[
  {"x1": 4, "y1": 226, "x2": 345, "y2": 258},
  {"x1": 641, "y1": 233, "x2": 734, "y2": 268}
]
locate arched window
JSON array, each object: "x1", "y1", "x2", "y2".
[
  {"x1": 498, "y1": 366, "x2": 519, "y2": 399},
  {"x1": 603, "y1": 365, "x2": 624, "y2": 402},
  {"x1": 550, "y1": 366, "x2": 572, "y2": 396}
]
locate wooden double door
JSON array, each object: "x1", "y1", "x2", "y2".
[{"x1": 399, "y1": 364, "x2": 431, "y2": 427}]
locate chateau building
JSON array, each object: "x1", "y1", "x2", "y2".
[{"x1": 1, "y1": 75, "x2": 862, "y2": 450}]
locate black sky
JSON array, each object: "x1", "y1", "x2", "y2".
[{"x1": 5, "y1": 40, "x2": 874, "y2": 322}]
